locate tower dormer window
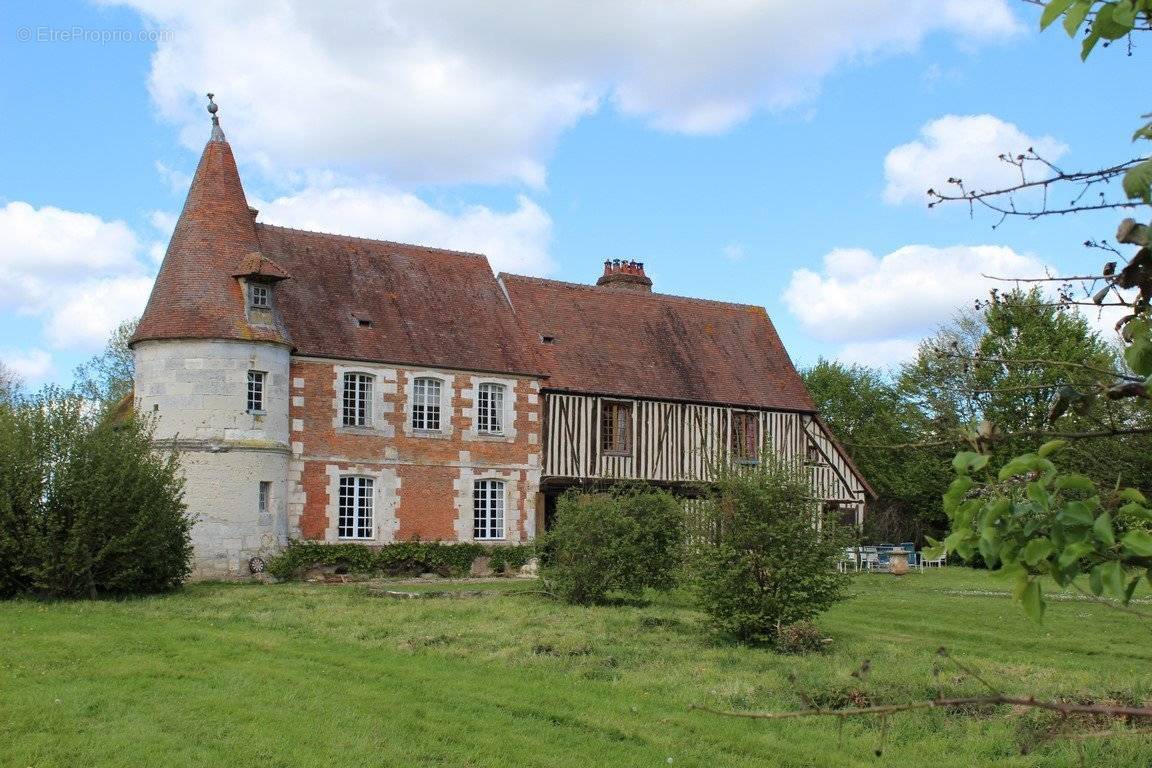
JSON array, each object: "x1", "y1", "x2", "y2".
[{"x1": 249, "y1": 282, "x2": 270, "y2": 309}]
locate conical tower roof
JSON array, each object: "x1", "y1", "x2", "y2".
[{"x1": 132, "y1": 95, "x2": 289, "y2": 346}]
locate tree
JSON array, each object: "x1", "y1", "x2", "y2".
[
  {"x1": 803, "y1": 360, "x2": 948, "y2": 543},
  {"x1": 693, "y1": 460, "x2": 852, "y2": 645},
  {"x1": 927, "y1": 3, "x2": 1152, "y2": 413},
  {"x1": 897, "y1": 310, "x2": 987, "y2": 440},
  {"x1": 904, "y1": 289, "x2": 1152, "y2": 490},
  {"x1": 926, "y1": 3, "x2": 1152, "y2": 612},
  {"x1": 0, "y1": 387, "x2": 191, "y2": 598},
  {"x1": 72, "y1": 318, "x2": 137, "y2": 411},
  {"x1": 0, "y1": 361, "x2": 22, "y2": 403}
]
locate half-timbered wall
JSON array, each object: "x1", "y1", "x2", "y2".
[{"x1": 543, "y1": 393, "x2": 866, "y2": 523}]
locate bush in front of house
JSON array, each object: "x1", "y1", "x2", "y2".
[
  {"x1": 0, "y1": 387, "x2": 192, "y2": 599},
  {"x1": 693, "y1": 459, "x2": 851, "y2": 646},
  {"x1": 539, "y1": 486, "x2": 685, "y2": 605},
  {"x1": 264, "y1": 539, "x2": 535, "y2": 581}
]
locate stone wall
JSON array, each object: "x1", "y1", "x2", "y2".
[{"x1": 135, "y1": 339, "x2": 292, "y2": 579}]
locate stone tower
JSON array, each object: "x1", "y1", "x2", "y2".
[{"x1": 131, "y1": 96, "x2": 292, "y2": 578}]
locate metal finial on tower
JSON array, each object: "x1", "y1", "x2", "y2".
[{"x1": 206, "y1": 92, "x2": 226, "y2": 142}]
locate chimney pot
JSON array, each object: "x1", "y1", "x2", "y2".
[{"x1": 595, "y1": 258, "x2": 652, "y2": 292}]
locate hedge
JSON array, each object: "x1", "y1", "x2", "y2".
[{"x1": 265, "y1": 540, "x2": 534, "y2": 581}]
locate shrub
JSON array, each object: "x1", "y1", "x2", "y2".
[
  {"x1": 264, "y1": 540, "x2": 534, "y2": 580},
  {"x1": 540, "y1": 486, "x2": 684, "y2": 604},
  {"x1": 0, "y1": 388, "x2": 191, "y2": 599},
  {"x1": 693, "y1": 459, "x2": 852, "y2": 644},
  {"x1": 773, "y1": 621, "x2": 829, "y2": 654}
]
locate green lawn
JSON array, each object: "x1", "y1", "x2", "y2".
[{"x1": 2, "y1": 569, "x2": 1150, "y2": 767}]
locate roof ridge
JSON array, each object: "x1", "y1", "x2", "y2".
[
  {"x1": 498, "y1": 272, "x2": 765, "y2": 311},
  {"x1": 256, "y1": 222, "x2": 489, "y2": 261}
]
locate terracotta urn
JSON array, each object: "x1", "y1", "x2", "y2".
[{"x1": 889, "y1": 551, "x2": 909, "y2": 576}]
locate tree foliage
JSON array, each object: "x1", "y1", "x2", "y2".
[
  {"x1": 921, "y1": 3, "x2": 1152, "y2": 615},
  {"x1": 72, "y1": 318, "x2": 137, "y2": 411},
  {"x1": 803, "y1": 360, "x2": 949, "y2": 543},
  {"x1": 0, "y1": 388, "x2": 192, "y2": 598},
  {"x1": 937, "y1": 441, "x2": 1152, "y2": 620},
  {"x1": 907, "y1": 290, "x2": 1152, "y2": 488},
  {"x1": 693, "y1": 460, "x2": 852, "y2": 645},
  {"x1": 540, "y1": 486, "x2": 685, "y2": 605},
  {"x1": 0, "y1": 361, "x2": 22, "y2": 403}
]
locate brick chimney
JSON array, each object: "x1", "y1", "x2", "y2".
[{"x1": 596, "y1": 259, "x2": 652, "y2": 292}]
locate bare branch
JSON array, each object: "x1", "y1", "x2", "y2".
[
  {"x1": 693, "y1": 695, "x2": 1152, "y2": 721},
  {"x1": 932, "y1": 352, "x2": 1141, "y2": 383},
  {"x1": 927, "y1": 153, "x2": 1149, "y2": 221},
  {"x1": 981, "y1": 274, "x2": 1110, "y2": 283},
  {"x1": 845, "y1": 426, "x2": 1152, "y2": 450}
]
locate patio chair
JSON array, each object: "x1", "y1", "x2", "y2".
[
  {"x1": 839, "y1": 547, "x2": 862, "y2": 573},
  {"x1": 920, "y1": 549, "x2": 947, "y2": 568},
  {"x1": 859, "y1": 546, "x2": 881, "y2": 571}
]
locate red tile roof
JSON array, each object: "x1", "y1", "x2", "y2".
[
  {"x1": 255, "y1": 224, "x2": 538, "y2": 376},
  {"x1": 133, "y1": 135, "x2": 289, "y2": 347},
  {"x1": 133, "y1": 124, "x2": 812, "y2": 408},
  {"x1": 133, "y1": 131, "x2": 536, "y2": 376},
  {"x1": 499, "y1": 274, "x2": 816, "y2": 412}
]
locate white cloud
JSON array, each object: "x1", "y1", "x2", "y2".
[
  {"x1": 835, "y1": 339, "x2": 922, "y2": 368},
  {"x1": 155, "y1": 161, "x2": 193, "y2": 194},
  {"x1": 46, "y1": 278, "x2": 156, "y2": 350},
  {"x1": 147, "y1": 210, "x2": 178, "y2": 263},
  {"x1": 0, "y1": 184, "x2": 555, "y2": 362},
  {"x1": 722, "y1": 243, "x2": 745, "y2": 262},
  {"x1": 784, "y1": 243, "x2": 1048, "y2": 365},
  {"x1": 0, "y1": 202, "x2": 140, "y2": 312},
  {"x1": 253, "y1": 186, "x2": 554, "y2": 276},
  {"x1": 0, "y1": 202, "x2": 152, "y2": 350},
  {"x1": 108, "y1": 0, "x2": 1018, "y2": 186},
  {"x1": 884, "y1": 114, "x2": 1067, "y2": 205},
  {"x1": 0, "y1": 348, "x2": 53, "y2": 384}
]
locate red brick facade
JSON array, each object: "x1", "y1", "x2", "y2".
[{"x1": 286, "y1": 358, "x2": 542, "y2": 545}]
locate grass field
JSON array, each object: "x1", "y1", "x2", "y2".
[{"x1": 2, "y1": 569, "x2": 1151, "y2": 767}]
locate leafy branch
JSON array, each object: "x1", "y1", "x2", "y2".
[{"x1": 934, "y1": 441, "x2": 1152, "y2": 620}]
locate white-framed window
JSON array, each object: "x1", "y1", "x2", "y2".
[
  {"x1": 476, "y1": 382, "x2": 506, "y2": 434},
  {"x1": 258, "y1": 481, "x2": 271, "y2": 515},
  {"x1": 342, "y1": 373, "x2": 374, "y2": 427},
  {"x1": 473, "y1": 479, "x2": 506, "y2": 540},
  {"x1": 247, "y1": 370, "x2": 266, "y2": 413},
  {"x1": 412, "y1": 377, "x2": 442, "y2": 431},
  {"x1": 249, "y1": 282, "x2": 270, "y2": 308},
  {"x1": 338, "y1": 476, "x2": 374, "y2": 539}
]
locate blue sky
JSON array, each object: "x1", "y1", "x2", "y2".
[{"x1": 0, "y1": 1, "x2": 1140, "y2": 386}]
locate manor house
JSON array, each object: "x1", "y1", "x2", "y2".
[{"x1": 131, "y1": 100, "x2": 871, "y2": 577}]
